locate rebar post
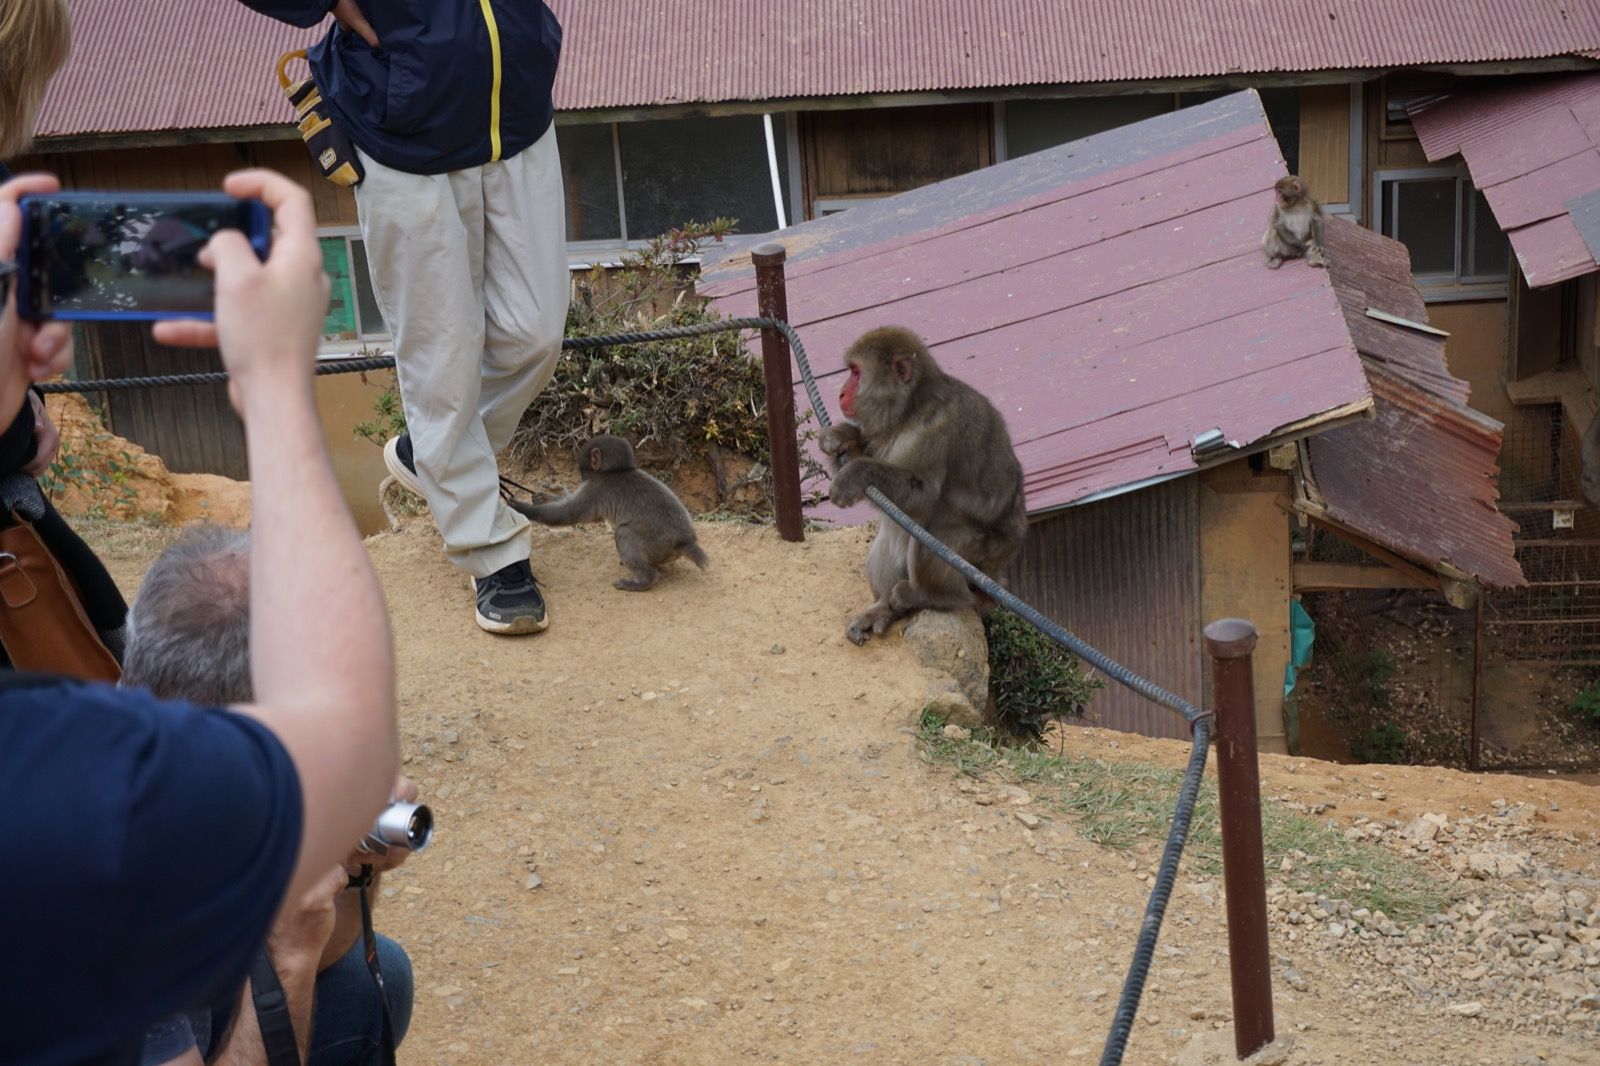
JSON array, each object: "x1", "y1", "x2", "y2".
[
  {"x1": 1203, "y1": 618, "x2": 1275, "y2": 1060},
  {"x1": 750, "y1": 243, "x2": 804, "y2": 542}
]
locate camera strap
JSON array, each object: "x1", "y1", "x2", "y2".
[
  {"x1": 249, "y1": 949, "x2": 303, "y2": 1066},
  {"x1": 352, "y1": 863, "x2": 399, "y2": 1066}
]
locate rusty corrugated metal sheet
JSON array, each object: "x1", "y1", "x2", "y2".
[
  {"x1": 1306, "y1": 218, "x2": 1526, "y2": 590},
  {"x1": 1409, "y1": 73, "x2": 1600, "y2": 287},
  {"x1": 35, "y1": 0, "x2": 1600, "y2": 138},
  {"x1": 704, "y1": 91, "x2": 1372, "y2": 522},
  {"x1": 1002, "y1": 478, "x2": 1202, "y2": 741},
  {"x1": 37, "y1": 0, "x2": 320, "y2": 139},
  {"x1": 553, "y1": 0, "x2": 1600, "y2": 110}
]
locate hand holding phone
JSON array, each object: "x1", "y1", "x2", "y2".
[
  {"x1": 152, "y1": 170, "x2": 331, "y2": 416},
  {"x1": 0, "y1": 173, "x2": 74, "y2": 431},
  {"x1": 17, "y1": 191, "x2": 271, "y2": 321}
]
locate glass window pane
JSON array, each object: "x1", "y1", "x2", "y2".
[
  {"x1": 556, "y1": 123, "x2": 623, "y2": 242},
  {"x1": 350, "y1": 239, "x2": 389, "y2": 339},
  {"x1": 1006, "y1": 96, "x2": 1170, "y2": 158},
  {"x1": 319, "y1": 236, "x2": 357, "y2": 340},
  {"x1": 1389, "y1": 178, "x2": 1457, "y2": 275},
  {"x1": 1466, "y1": 182, "x2": 1510, "y2": 279},
  {"x1": 1258, "y1": 88, "x2": 1301, "y2": 176},
  {"x1": 618, "y1": 115, "x2": 783, "y2": 238}
]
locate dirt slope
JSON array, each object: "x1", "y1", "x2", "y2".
[{"x1": 87, "y1": 521, "x2": 1600, "y2": 1065}]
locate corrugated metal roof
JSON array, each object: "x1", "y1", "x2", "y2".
[
  {"x1": 37, "y1": 0, "x2": 321, "y2": 139},
  {"x1": 1305, "y1": 218, "x2": 1526, "y2": 590},
  {"x1": 1409, "y1": 73, "x2": 1600, "y2": 287},
  {"x1": 702, "y1": 90, "x2": 1373, "y2": 522},
  {"x1": 35, "y1": 0, "x2": 1600, "y2": 138},
  {"x1": 554, "y1": 0, "x2": 1600, "y2": 110}
]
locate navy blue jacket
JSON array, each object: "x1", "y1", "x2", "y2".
[{"x1": 240, "y1": 1, "x2": 562, "y2": 175}]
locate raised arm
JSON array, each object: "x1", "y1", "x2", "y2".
[
  {"x1": 154, "y1": 170, "x2": 396, "y2": 906},
  {"x1": 510, "y1": 482, "x2": 602, "y2": 527}
]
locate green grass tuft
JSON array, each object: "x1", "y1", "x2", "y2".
[{"x1": 917, "y1": 711, "x2": 1450, "y2": 922}]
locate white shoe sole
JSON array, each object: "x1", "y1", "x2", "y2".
[
  {"x1": 469, "y1": 576, "x2": 550, "y2": 635},
  {"x1": 383, "y1": 437, "x2": 426, "y2": 498}
]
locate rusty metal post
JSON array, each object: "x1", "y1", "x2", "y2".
[
  {"x1": 1470, "y1": 596, "x2": 1484, "y2": 773},
  {"x1": 751, "y1": 242, "x2": 803, "y2": 542},
  {"x1": 1203, "y1": 618, "x2": 1275, "y2": 1061}
]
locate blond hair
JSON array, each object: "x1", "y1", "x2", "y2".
[{"x1": 0, "y1": 0, "x2": 70, "y2": 159}]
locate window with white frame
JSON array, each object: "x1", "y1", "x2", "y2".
[
  {"x1": 1374, "y1": 168, "x2": 1510, "y2": 297},
  {"x1": 557, "y1": 114, "x2": 793, "y2": 257},
  {"x1": 319, "y1": 229, "x2": 389, "y2": 344}
]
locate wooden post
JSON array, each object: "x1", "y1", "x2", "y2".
[
  {"x1": 751, "y1": 242, "x2": 803, "y2": 542},
  {"x1": 1203, "y1": 618, "x2": 1276, "y2": 1061}
]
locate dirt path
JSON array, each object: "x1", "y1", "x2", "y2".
[{"x1": 89, "y1": 521, "x2": 1600, "y2": 1065}]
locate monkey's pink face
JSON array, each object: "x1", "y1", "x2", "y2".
[{"x1": 840, "y1": 361, "x2": 861, "y2": 418}]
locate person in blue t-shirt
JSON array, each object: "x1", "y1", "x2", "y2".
[{"x1": 0, "y1": 166, "x2": 400, "y2": 1065}]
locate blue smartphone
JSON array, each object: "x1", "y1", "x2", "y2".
[{"x1": 16, "y1": 191, "x2": 271, "y2": 322}]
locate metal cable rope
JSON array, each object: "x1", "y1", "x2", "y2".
[
  {"x1": 37, "y1": 313, "x2": 1212, "y2": 1063},
  {"x1": 34, "y1": 318, "x2": 815, "y2": 394}
]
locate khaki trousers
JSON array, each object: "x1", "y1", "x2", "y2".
[{"x1": 356, "y1": 126, "x2": 569, "y2": 578}]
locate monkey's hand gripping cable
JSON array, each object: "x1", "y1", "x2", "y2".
[
  {"x1": 774, "y1": 316, "x2": 1215, "y2": 1066},
  {"x1": 39, "y1": 315, "x2": 1212, "y2": 1065}
]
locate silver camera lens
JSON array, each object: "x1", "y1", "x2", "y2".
[{"x1": 361, "y1": 801, "x2": 433, "y2": 855}]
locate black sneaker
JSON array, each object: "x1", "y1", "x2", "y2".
[
  {"x1": 471, "y1": 560, "x2": 549, "y2": 635},
  {"x1": 383, "y1": 433, "x2": 425, "y2": 497}
]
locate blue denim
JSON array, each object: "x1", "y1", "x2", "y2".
[
  {"x1": 140, "y1": 934, "x2": 413, "y2": 1066},
  {"x1": 308, "y1": 934, "x2": 415, "y2": 1066}
]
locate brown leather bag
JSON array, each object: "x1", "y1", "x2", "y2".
[{"x1": 0, "y1": 512, "x2": 121, "y2": 683}]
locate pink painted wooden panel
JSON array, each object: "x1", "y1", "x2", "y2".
[
  {"x1": 1510, "y1": 214, "x2": 1597, "y2": 287},
  {"x1": 1483, "y1": 149, "x2": 1600, "y2": 229}
]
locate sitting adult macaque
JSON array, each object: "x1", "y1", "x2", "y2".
[
  {"x1": 820, "y1": 326, "x2": 1028, "y2": 645},
  {"x1": 1262, "y1": 175, "x2": 1327, "y2": 269},
  {"x1": 510, "y1": 435, "x2": 708, "y2": 591}
]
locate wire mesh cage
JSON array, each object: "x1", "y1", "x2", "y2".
[
  {"x1": 1293, "y1": 403, "x2": 1600, "y2": 771},
  {"x1": 1481, "y1": 402, "x2": 1600, "y2": 769}
]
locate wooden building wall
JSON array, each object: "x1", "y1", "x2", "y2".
[
  {"x1": 1197, "y1": 463, "x2": 1293, "y2": 754},
  {"x1": 1297, "y1": 84, "x2": 1349, "y2": 205},
  {"x1": 19, "y1": 139, "x2": 358, "y2": 226},
  {"x1": 800, "y1": 103, "x2": 993, "y2": 218},
  {"x1": 16, "y1": 138, "x2": 363, "y2": 488}
]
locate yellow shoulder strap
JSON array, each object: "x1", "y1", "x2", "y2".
[{"x1": 275, "y1": 49, "x2": 309, "y2": 92}]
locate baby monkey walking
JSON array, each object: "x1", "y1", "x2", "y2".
[{"x1": 510, "y1": 435, "x2": 709, "y2": 591}]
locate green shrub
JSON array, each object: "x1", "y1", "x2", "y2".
[
  {"x1": 510, "y1": 219, "x2": 771, "y2": 474},
  {"x1": 1569, "y1": 680, "x2": 1600, "y2": 726},
  {"x1": 984, "y1": 607, "x2": 1103, "y2": 737},
  {"x1": 1352, "y1": 720, "x2": 1407, "y2": 764},
  {"x1": 352, "y1": 380, "x2": 406, "y2": 450}
]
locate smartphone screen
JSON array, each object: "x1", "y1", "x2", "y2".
[{"x1": 20, "y1": 194, "x2": 268, "y2": 320}]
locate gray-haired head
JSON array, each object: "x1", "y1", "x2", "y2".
[{"x1": 121, "y1": 524, "x2": 253, "y2": 705}]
